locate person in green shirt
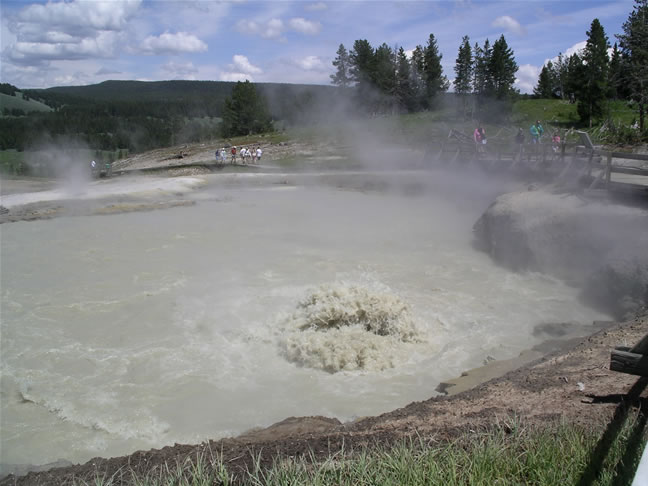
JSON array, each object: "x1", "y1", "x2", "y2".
[{"x1": 530, "y1": 120, "x2": 544, "y2": 144}]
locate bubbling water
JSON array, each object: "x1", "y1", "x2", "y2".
[{"x1": 279, "y1": 284, "x2": 426, "y2": 372}]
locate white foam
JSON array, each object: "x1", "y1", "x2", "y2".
[{"x1": 278, "y1": 284, "x2": 426, "y2": 372}]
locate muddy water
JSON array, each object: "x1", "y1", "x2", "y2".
[{"x1": 0, "y1": 171, "x2": 608, "y2": 468}]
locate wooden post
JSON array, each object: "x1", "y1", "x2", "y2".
[{"x1": 605, "y1": 152, "x2": 612, "y2": 187}]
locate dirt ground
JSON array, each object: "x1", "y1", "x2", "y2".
[
  {"x1": 2, "y1": 311, "x2": 646, "y2": 485},
  {"x1": 2, "y1": 140, "x2": 648, "y2": 484}
]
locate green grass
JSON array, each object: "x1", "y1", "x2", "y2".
[
  {"x1": 0, "y1": 92, "x2": 53, "y2": 114},
  {"x1": 75, "y1": 417, "x2": 647, "y2": 486}
]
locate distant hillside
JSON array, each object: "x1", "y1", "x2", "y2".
[{"x1": 0, "y1": 92, "x2": 53, "y2": 115}]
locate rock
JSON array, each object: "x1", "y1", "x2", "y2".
[{"x1": 473, "y1": 188, "x2": 648, "y2": 316}]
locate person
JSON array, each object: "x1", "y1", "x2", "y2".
[
  {"x1": 220, "y1": 147, "x2": 226, "y2": 163},
  {"x1": 514, "y1": 128, "x2": 525, "y2": 160},
  {"x1": 230, "y1": 146, "x2": 237, "y2": 164},
  {"x1": 256, "y1": 146, "x2": 262, "y2": 162},
  {"x1": 551, "y1": 131, "x2": 561, "y2": 153},
  {"x1": 91, "y1": 160, "x2": 96, "y2": 169},
  {"x1": 530, "y1": 120, "x2": 544, "y2": 144},
  {"x1": 473, "y1": 125, "x2": 486, "y2": 154}
]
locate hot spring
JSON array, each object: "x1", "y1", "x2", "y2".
[{"x1": 0, "y1": 170, "x2": 609, "y2": 469}]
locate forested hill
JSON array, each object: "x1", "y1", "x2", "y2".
[
  {"x1": 0, "y1": 80, "x2": 338, "y2": 155},
  {"x1": 24, "y1": 80, "x2": 337, "y2": 118}
]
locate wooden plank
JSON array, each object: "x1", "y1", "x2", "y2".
[
  {"x1": 610, "y1": 348, "x2": 648, "y2": 377},
  {"x1": 610, "y1": 166, "x2": 648, "y2": 177}
]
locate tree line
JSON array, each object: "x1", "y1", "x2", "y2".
[
  {"x1": 330, "y1": 33, "x2": 518, "y2": 119},
  {"x1": 534, "y1": 0, "x2": 646, "y2": 132}
]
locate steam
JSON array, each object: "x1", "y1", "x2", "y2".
[{"x1": 25, "y1": 135, "x2": 94, "y2": 195}]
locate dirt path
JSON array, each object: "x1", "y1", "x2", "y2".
[{"x1": 4, "y1": 312, "x2": 646, "y2": 484}]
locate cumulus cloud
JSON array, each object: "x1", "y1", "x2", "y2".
[
  {"x1": 16, "y1": 0, "x2": 142, "y2": 33},
  {"x1": 288, "y1": 18, "x2": 321, "y2": 35},
  {"x1": 140, "y1": 32, "x2": 207, "y2": 54},
  {"x1": 235, "y1": 18, "x2": 284, "y2": 39},
  {"x1": 3, "y1": 0, "x2": 141, "y2": 64},
  {"x1": 293, "y1": 55, "x2": 325, "y2": 70},
  {"x1": 305, "y1": 2, "x2": 327, "y2": 11},
  {"x1": 515, "y1": 63, "x2": 540, "y2": 94},
  {"x1": 8, "y1": 31, "x2": 122, "y2": 63},
  {"x1": 220, "y1": 54, "x2": 262, "y2": 82},
  {"x1": 492, "y1": 15, "x2": 526, "y2": 35}
]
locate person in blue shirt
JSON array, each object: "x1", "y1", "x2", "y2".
[{"x1": 530, "y1": 120, "x2": 544, "y2": 144}]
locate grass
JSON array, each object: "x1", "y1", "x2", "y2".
[
  {"x1": 75, "y1": 416, "x2": 647, "y2": 486},
  {"x1": 0, "y1": 92, "x2": 53, "y2": 114}
]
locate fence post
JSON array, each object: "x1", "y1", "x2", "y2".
[{"x1": 605, "y1": 153, "x2": 612, "y2": 187}]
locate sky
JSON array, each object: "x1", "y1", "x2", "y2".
[{"x1": 0, "y1": 0, "x2": 635, "y2": 93}]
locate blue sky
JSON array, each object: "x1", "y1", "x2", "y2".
[{"x1": 0, "y1": 0, "x2": 634, "y2": 92}]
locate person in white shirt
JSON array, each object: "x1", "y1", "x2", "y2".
[{"x1": 256, "y1": 147, "x2": 262, "y2": 162}]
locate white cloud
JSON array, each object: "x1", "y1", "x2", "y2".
[
  {"x1": 220, "y1": 54, "x2": 262, "y2": 82},
  {"x1": 140, "y1": 32, "x2": 207, "y2": 55},
  {"x1": 161, "y1": 60, "x2": 199, "y2": 76},
  {"x1": 288, "y1": 18, "x2": 322, "y2": 35},
  {"x1": 293, "y1": 55, "x2": 325, "y2": 70},
  {"x1": 8, "y1": 31, "x2": 122, "y2": 63},
  {"x1": 96, "y1": 66, "x2": 122, "y2": 75},
  {"x1": 220, "y1": 72, "x2": 253, "y2": 82},
  {"x1": 515, "y1": 63, "x2": 540, "y2": 94},
  {"x1": 3, "y1": 0, "x2": 141, "y2": 64},
  {"x1": 564, "y1": 40, "x2": 586, "y2": 57},
  {"x1": 231, "y1": 54, "x2": 262, "y2": 74},
  {"x1": 492, "y1": 15, "x2": 526, "y2": 35},
  {"x1": 305, "y1": 2, "x2": 327, "y2": 11},
  {"x1": 235, "y1": 18, "x2": 285, "y2": 39},
  {"x1": 16, "y1": 0, "x2": 142, "y2": 33}
]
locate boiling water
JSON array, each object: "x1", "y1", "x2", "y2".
[{"x1": 1, "y1": 172, "x2": 607, "y2": 468}]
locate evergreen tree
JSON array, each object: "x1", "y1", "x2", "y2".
[
  {"x1": 453, "y1": 35, "x2": 473, "y2": 116},
  {"x1": 565, "y1": 53, "x2": 585, "y2": 103},
  {"x1": 488, "y1": 35, "x2": 518, "y2": 100},
  {"x1": 472, "y1": 39, "x2": 492, "y2": 96},
  {"x1": 220, "y1": 81, "x2": 272, "y2": 137},
  {"x1": 578, "y1": 18, "x2": 610, "y2": 126},
  {"x1": 330, "y1": 44, "x2": 352, "y2": 88},
  {"x1": 422, "y1": 33, "x2": 449, "y2": 107},
  {"x1": 349, "y1": 39, "x2": 376, "y2": 107},
  {"x1": 551, "y1": 53, "x2": 569, "y2": 99},
  {"x1": 396, "y1": 46, "x2": 416, "y2": 112},
  {"x1": 617, "y1": 0, "x2": 648, "y2": 132},
  {"x1": 410, "y1": 45, "x2": 426, "y2": 107},
  {"x1": 607, "y1": 43, "x2": 625, "y2": 100},
  {"x1": 373, "y1": 43, "x2": 398, "y2": 113},
  {"x1": 534, "y1": 64, "x2": 555, "y2": 98}
]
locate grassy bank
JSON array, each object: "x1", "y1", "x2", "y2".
[{"x1": 76, "y1": 418, "x2": 646, "y2": 486}]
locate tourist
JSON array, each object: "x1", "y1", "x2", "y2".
[
  {"x1": 530, "y1": 120, "x2": 544, "y2": 144},
  {"x1": 514, "y1": 128, "x2": 525, "y2": 160},
  {"x1": 474, "y1": 125, "x2": 486, "y2": 155},
  {"x1": 552, "y1": 132, "x2": 561, "y2": 153},
  {"x1": 230, "y1": 146, "x2": 237, "y2": 163},
  {"x1": 256, "y1": 147, "x2": 262, "y2": 162}
]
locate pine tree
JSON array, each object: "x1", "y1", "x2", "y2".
[
  {"x1": 221, "y1": 81, "x2": 272, "y2": 137},
  {"x1": 422, "y1": 33, "x2": 449, "y2": 107},
  {"x1": 396, "y1": 46, "x2": 416, "y2": 112},
  {"x1": 578, "y1": 18, "x2": 610, "y2": 127},
  {"x1": 410, "y1": 45, "x2": 426, "y2": 107},
  {"x1": 349, "y1": 39, "x2": 376, "y2": 108},
  {"x1": 551, "y1": 53, "x2": 569, "y2": 99},
  {"x1": 472, "y1": 39, "x2": 492, "y2": 96},
  {"x1": 330, "y1": 44, "x2": 352, "y2": 88},
  {"x1": 534, "y1": 64, "x2": 555, "y2": 98},
  {"x1": 489, "y1": 35, "x2": 518, "y2": 100},
  {"x1": 453, "y1": 35, "x2": 473, "y2": 116},
  {"x1": 373, "y1": 43, "x2": 398, "y2": 113},
  {"x1": 617, "y1": 0, "x2": 648, "y2": 132},
  {"x1": 565, "y1": 53, "x2": 585, "y2": 103}
]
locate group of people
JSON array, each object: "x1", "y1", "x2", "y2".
[
  {"x1": 215, "y1": 146, "x2": 263, "y2": 164},
  {"x1": 475, "y1": 120, "x2": 562, "y2": 154}
]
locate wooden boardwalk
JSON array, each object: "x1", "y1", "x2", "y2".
[{"x1": 425, "y1": 130, "x2": 648, "y2": 199}]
